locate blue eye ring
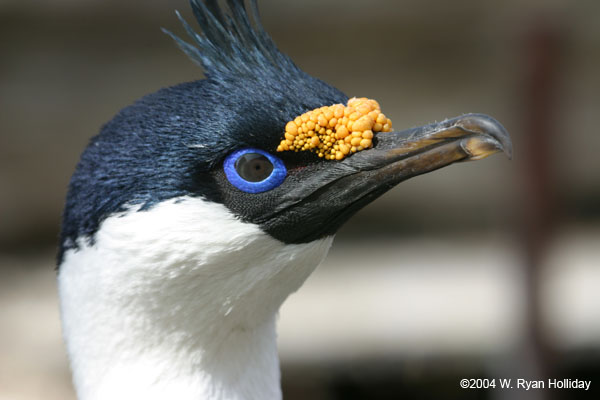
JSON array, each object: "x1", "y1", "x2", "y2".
[{"x1": 223, "y1": 148, "x2": 287, "y2": 194}]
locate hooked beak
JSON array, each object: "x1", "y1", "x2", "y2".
[
  {"x1": 261, "y1": 113, "x2": 512, "y2": 243},
  {"x1": 346, "y1": 113, "x2": 512, "y2": 175}
]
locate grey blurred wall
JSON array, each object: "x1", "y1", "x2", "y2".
[{"x1": 1, "y1": 0, "x2": 599, "y2": 253}]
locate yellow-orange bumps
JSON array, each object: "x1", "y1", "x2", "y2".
[{"x1": 277, "y1": 97, "x2": 393, "y2": 160}]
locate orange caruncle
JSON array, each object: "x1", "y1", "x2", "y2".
[{"x1": 277, "y1": 97, "x2": 393, "y2": 160}]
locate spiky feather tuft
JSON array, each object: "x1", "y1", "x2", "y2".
[{"x1": 163, "y1": 0, "x2": 300, "y2": 78}]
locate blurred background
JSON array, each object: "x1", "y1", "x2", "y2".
[{"x1": 1, "y1": 0, "x2": 599, "y2": 399}]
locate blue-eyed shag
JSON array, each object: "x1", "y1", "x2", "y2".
[{"x1": 57, "y1": 1, "x2": 512, "y2": 399}]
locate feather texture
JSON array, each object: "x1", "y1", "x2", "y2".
[{"x1": 163, "y1": 0, "x2": 300, "y2": 78}]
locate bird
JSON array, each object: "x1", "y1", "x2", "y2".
[{"x1": 57, "y1": 1, "x2": 512, "y2": 399}]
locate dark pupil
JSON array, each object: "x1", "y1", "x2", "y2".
[{"x1": 235, "y1": 153, "x2": 274, "y2": 182}]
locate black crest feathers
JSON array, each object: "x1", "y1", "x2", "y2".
[{"x1": 163, "y1": 0, "x2": 300, "y2": 78}]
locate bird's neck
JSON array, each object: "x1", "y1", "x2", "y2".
[{"x1": 58, "y1": 198, "x2": 333, "y2": 400}]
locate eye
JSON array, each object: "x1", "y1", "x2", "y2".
[
  {"x1": 235, "y1": 153, "x2": 273, "y2": 182},
  {"x1": 223, "y1": 148, "x2": 287, "y2": 193}
]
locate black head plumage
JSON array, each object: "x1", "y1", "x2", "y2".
[
  {"x1": 58, "y1": 0, "x2": 347, "y2": 264},
  {"x1": 164, "y1": 0, "x2": 300, "y2": 79}
]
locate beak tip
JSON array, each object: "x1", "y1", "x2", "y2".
[{"x1": 458, "y1": 113, "x2": 513, "y2": 160}]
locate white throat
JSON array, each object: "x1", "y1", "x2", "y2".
[{"x1": 58, "y1": 197, "x2": 333, "y2": 400}]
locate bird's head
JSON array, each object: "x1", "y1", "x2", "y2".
[
  {"x1": 57, "y1": 1, "x2": 512, "y2": 397},
  {"x1": 59, "y1": 0, "x2": 511, "y2": 265}
]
